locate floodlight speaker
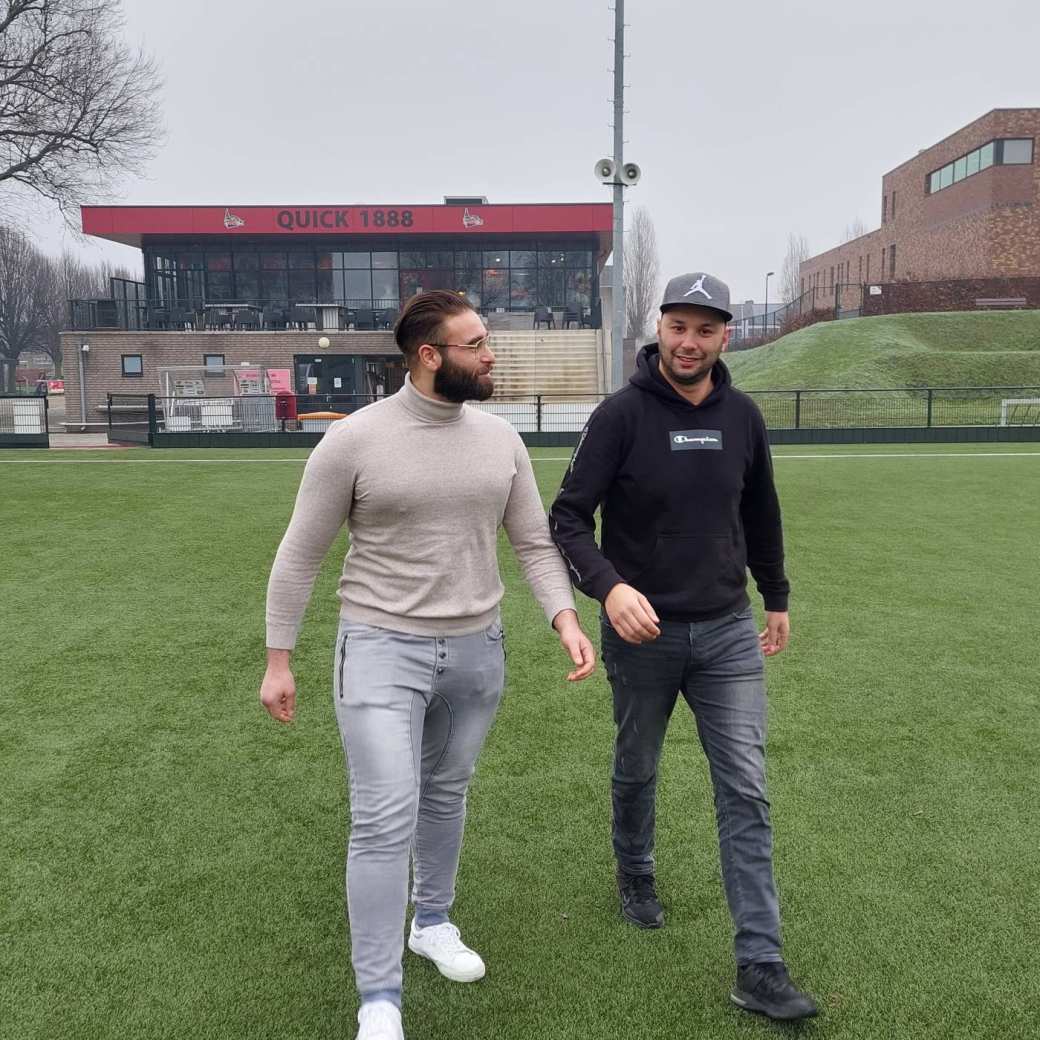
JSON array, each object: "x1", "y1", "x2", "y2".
[
  {"x1": 620, "y1": 162, "x2": 641, "y2": 186},
  {"x1": 595, "y1": 158, "x2": 617, "y2": 183}
]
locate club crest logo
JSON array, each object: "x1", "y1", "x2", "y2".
[
  {"x1": 223, "y1": 208, "x2": 246, "y2": 229},
  {"x1": 462, "y1": 208, "x2": 484, "y2": 228}
]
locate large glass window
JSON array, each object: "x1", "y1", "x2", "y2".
[
  {"x1": 142, "y1": 237, "x2": 600, "y2": 324},
  {"x1": 315, "y1": 269, "x2": 334, "y2": 300},
  {"x1": 510, "y1": 270, "x2": 536, "y2": 310},
  {"x1": 1003, "y1": 138, "x2": 1034, "y2": 164},
  {"x1": 288, "y1": 270, "x2": 315, "y2": 302},
  {"x1": 483, "y1": 269, "x2": 508, "y2": 310},
  {"x1": 261, "y1": 270, "x2": 288, "y2": 302},
  {"x1": 342, "y1": 270, "x2": 372, "y2": 302},
  {"x1": 927, "y1": 137, "x2": 1032, "y2": 194},
  {"x1": 372, "y1": 269, "x2": 398, "y2": 304},
  {"x1": 236, "y1": 272, "x2": 259, "y2": 300}
]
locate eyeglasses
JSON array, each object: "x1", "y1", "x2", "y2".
[{"x1": 428, "y1": 334, "x2": 492, "y2": 356}]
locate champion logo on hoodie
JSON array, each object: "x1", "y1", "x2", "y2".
[{"x1": 670, "y1": 429, "x2": 723, "y2": 451}]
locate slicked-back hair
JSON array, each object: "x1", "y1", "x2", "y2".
[{"x1": 394, "y1": 291, "x2": 476, "y2": 366}]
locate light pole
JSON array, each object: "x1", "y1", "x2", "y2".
[
  {"x1": 592, "y1": 0, "x2": 641, "y2": 392},
  {"x1": 764, "y1": 271, "x2": 774, "y2": 338}
]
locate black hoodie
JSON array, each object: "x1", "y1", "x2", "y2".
[{"x1": 548, "y1": 344, "x2": 789, "y2": 621}]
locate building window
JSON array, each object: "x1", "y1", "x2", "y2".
[
  {"x1": 882, "y1": 194, "x2": 888, "y2": 223},
  {"x1": 889, "y1": 245, "x2": 896, "y2": 280},
  {"x1": 203, "y1": 353, "x2": 225, "y2": 372},
  {"x1": 891, "y1": 190, "x2": 896, "y2": 219},
  {"x1": 1002, "y1": 138, "x2": 1034, "y2": 164},
  {"x1": 866, "y1": 254, "x2": 871, "y2": 281},
  {"x1": 122, "y1": 354, "x2": 143, "y2": 377},
  {"x1": 926, "y1": 137, "x2": 1033, "y2": 194}
]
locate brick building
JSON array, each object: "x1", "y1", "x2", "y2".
[
  {"x1": 60, "y1": 199, "x2": 612, "y2": 428},
  {"x1": 801, "y1": 109, "x2": 1040, "y2": 313}
]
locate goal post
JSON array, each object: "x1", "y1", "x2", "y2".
[{"x1": 999, "y1": 398, "x2": 1040, "y2": 427}]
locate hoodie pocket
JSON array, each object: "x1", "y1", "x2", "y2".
[{"x1": 632, "y1": 533, "x2": 745, "y2": 610}]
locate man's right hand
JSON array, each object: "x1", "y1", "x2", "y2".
[
  {"x1": 604, "y1": 583, "x2": 661, "y2": 644},
  {"x1": 260, "y1": 650, "x2": 296, "y2": 723}
]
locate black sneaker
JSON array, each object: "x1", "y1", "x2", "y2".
[
  {"x1": 731, "y1": 961, "x2": 818, "y2": 1020},
  {"x1": 616, "y1": 868, "x2": 664, "y2": 929}
]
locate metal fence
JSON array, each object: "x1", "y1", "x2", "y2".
[
  {"x1": 0, "y1": 393, "x2": 49, "y2": 435},
  {"x1": 106, "y1": 387, "x2": 1040, "y2": 444},
  {"x1": 747, "y1": 386, "x2": 1040, "y2": 429}
]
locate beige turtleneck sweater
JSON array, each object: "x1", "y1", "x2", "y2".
[{"x1": 265, "y1": 376, "x2": 576, "y2": 648}]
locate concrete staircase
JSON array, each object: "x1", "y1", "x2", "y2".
[{"x1": 487, "y1": 329, "x2": 603, "y2": 397}]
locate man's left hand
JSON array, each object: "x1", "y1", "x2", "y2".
[
  {"x1": 759, "y1": 611, "x2": 790, "y2": 657},
  {"x1": 553, "y1": 609, "x2": 596, "y2": 681}
]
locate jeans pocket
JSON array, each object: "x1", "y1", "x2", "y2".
[{"x1": 336, "y1": 630, "x2": 349, "y2": 700}]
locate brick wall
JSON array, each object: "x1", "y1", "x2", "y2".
[
  {"x1": 860, "y1": 277, "x2": 1040, "y2": 316},
  {"x1": 801, "y1": 108, "x2": 1040, "y2": 299},
  {"x1": 60, "y1": 329, "x2": 398, "y2": 425}
]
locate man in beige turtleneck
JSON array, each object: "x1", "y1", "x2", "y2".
[{"x1": 260, "y1": 290, "x2": 594, "y2": 1040}]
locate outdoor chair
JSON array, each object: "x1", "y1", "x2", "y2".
[{"x1": 534, "y1": 306, "x2": 555, "y2": 329}]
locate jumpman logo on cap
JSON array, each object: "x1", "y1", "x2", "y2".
[{"x1": 683, "y1": 275, "x2": 711, "y2": 300}]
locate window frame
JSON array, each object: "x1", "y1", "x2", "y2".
[{"x1": 121, "y1": 354, "x2": 144, "y2": 378}]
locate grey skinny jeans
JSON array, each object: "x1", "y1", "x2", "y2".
[{"x1": 332, "y1": 618, "x2": 506, "y2": 996}]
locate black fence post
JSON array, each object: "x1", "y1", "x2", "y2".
[
  {"x1": 794, "y1": 390, "x2": 801, "y2": 429},
  {"x1": 147, "y1": 394, "x2": 157, "y2": 445},
  {"x1": 926, "y1": 388, "x2": 933, "y2": 428},
  {"x1": 107, "y1": 393, "x2": 113, "y2": 435},
  {"x1": 536, "y1": 394, "x2": 543, "y2": 433},
  {"x1": 44, "y1": 395, "x2": 49, "y2": 434}
]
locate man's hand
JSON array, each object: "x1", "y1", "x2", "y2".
[
  {"x1": 604, "y1": 583, "x2": 661, "y2": 645},
  {"x1": 552, "y1": 609, "x2": 596, "y2": 681},
  {"x1": 759, "y1": 611, "x2": 790, "y2": 657},
  {"x1": 260, "y1": 648, "x2": 297, "y2": 722}
]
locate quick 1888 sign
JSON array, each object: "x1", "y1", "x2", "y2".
[{"x1": 275, "y1": 208, "x2": 415, "y2": 230}]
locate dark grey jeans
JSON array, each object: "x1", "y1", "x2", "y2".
[
  {"x1": 332, "y1": 618, "x2": 506, "y2": 996},
  {"x1": 601, "y1": 607, "x2": 783, "y2": 964}
]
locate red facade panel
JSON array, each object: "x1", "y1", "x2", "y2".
[{"x1": 81, "y1": 203, "x2": 612, "y2": 246}]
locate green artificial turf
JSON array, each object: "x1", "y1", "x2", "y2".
[{"x1": 2, "y1": 444, "x2": 1038, "y2": 1039}]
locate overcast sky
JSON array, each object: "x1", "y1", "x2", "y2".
[{"x1": 27, "y1": 0, "x2": 1040, "y2": 303}]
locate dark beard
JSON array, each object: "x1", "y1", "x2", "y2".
[{"x1": 434, "y1": 355, "x2": 494, "y2": 402}]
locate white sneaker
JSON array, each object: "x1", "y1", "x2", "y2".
[
  {"x1": 407, "y1": 920, "x2": 486, "y2": 982},
  {"x1": 356, "y1": 1000, "x2": 403, "y2": 1040}
]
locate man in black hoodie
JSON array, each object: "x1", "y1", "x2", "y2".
[{"x1": 549, "y1": 272, "x2": 816, "y2": 1021}]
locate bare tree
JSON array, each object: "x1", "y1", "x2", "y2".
[
  {"x1": 779, "y1": 232, "x2": 810, "y2": 304},
  {"x1": 0, "y1": 0, "x2": 163, "y2": 218},
  {"x1": 841, "y1": 217, "x2": 868, "y2": 243},
  {"x1": 0, "y1": 223, "x2": 51, "y2": 389},
  {"x1": 624, "y1": 206, "x2": 660, "y2": 341},
  {"x1": 35, "y1": 250, "x2": 135, "y2": 375}
]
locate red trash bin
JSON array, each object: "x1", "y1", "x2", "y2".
[{"x1": 274, "y1": 391, "x2": 297, "y2": 430}]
